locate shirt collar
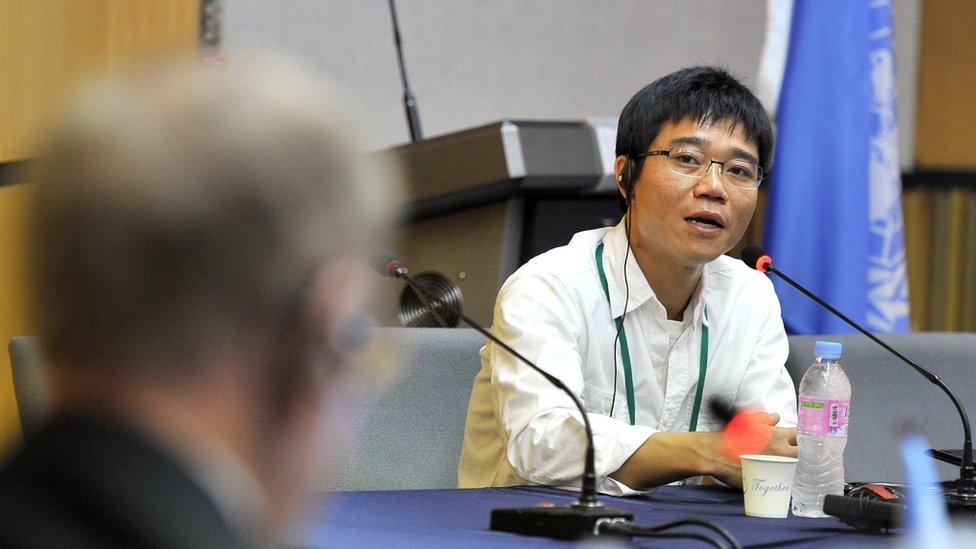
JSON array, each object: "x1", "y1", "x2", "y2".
[
  {"x1": 139, "y1": 418, "x2": 270, "y2": 540},
  {"x1": 599, "y1": 219, "x2": 710, "y2": 326}
]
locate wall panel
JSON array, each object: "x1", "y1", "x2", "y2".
[{"x1": 0, "y1": 0, "x2": 198, "y2": 451}]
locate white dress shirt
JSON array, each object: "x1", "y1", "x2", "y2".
[{"x1": 458, "y1": 221, "x2": 798, "y2": 495}]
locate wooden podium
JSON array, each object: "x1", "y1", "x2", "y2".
[{"x1": 378, "y1": 119, "x2": 622, "y2": 327}]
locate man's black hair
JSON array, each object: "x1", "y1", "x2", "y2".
[{"x1": 615, "y1": 66, "x2": 774, "y2": 182}]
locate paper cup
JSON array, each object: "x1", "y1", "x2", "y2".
[{"x1": 740, "y1": 454, "x2": 798, "y2": 518}]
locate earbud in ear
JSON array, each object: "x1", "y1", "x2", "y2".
[
  {"x1": 623, "y1": 159, "x2": 635, "y2": 203},
  {"x1": 616, "y1": 157, "x2": 637, "y2": 215}
]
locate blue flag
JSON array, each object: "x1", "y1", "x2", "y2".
[{"x1": 762, "y1": 0, "x2": 910, "y2": 334}]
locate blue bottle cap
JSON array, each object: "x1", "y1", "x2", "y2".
[{"x1": 815, "y1": 341, "x2": 843, "y2": 359}]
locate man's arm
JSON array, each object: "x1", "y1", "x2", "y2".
[
  {"x1": 489, "y1": 271, "x2": 656, "y2": 494},
  {"x1": 610, "y1": 431, "x2": 723, "y2": 489},
  {"x1": 611, "y1": 412, "x2": 796, "y2": 490}
]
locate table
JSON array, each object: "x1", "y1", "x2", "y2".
[{"x1": 307, "y1": 485, "x2": 891, "y2": 547}]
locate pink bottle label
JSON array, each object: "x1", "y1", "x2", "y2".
[{"x1": 798, "y1": 396, "x2": 850, "y2": 436}]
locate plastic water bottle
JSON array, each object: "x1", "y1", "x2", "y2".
[{"x1": 792, "y1": 341, "x2": 851, "y2": 517}]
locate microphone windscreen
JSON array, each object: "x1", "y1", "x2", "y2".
[
  {"x1": 722, "y1": 411, "x2": 774, "y2": 461},
  {"x1": 740, "y1": 246, "x2": 771, "y2": 272},
  {"x1": 374, "y1": 250, "x2": 399, "y2": 278}
]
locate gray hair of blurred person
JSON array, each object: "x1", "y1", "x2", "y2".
[{"x1": 31, "y1": 59, "x2": 399, "y2": 389}]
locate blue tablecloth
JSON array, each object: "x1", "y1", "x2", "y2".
[{"x1": 307, "y1": 485, "x2": 891, "y2": 547}]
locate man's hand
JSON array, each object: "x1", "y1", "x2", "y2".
[
  {"x1": 709, "y1": 412, "x2": 798, "y2": 488},
  {"x1": 611, "y1": 411, "x2": 798, "y2": 491},
  {"x1": 765, "y1": 423, "x2": 798, "y2": 459},
  {"x1": 726, "y1": 411, "x2": 798, "y2": 458},
  {"x1": 704, "y1": 429, "x2": 745, "y2": 488}
]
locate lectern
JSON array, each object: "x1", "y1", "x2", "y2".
[{"x1": 378, "y1": 119, "x2": 621, "y2": 327}]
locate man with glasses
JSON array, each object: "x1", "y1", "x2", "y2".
[{"x1": 459, "y1": 66, "x2": 797, "y2": 494}]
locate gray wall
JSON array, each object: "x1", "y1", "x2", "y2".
[{"x1": 225, "y1": 0, "x2": 921, "y2": 167}]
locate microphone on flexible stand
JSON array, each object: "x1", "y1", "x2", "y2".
[
  {"x1": 387, "y1": 0, "x2": 423, "y2": 142},
  {"x1": 377, "y1": 253, "x2": 633, "y2": 540},
  {"x1": 740, "y1": 246, "x2": 976, "y2": 509},
  {"x1": 381, "y1": 254, "x2": 450, "y2": 328}
]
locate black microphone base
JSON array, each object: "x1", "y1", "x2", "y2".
[
  {"x1": 942, "y1": 475, "x2": 976, "y2": 512},
  {"x1": 490, "y1": 504, "x2": 633, "y2": 540},
  {"x1": 946, "y1": 490, "x2": 976, "y2": 510}
]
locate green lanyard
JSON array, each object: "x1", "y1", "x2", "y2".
[{"x1": 595, "y1": 242, "x2": 709, "y2": 431}]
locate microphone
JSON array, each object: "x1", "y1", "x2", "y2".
[
  {"x1": 740, "y1": 246, "x2": 976, "y2": 508},
  {"x1": 378, "y1": 253, "x2": 633, "y2": 540},
  {"x1": 377, "y1": 252, "x2": 449, "y2": 328},
  {"x1": 387, "y1": 0, "x2": 423, "y2": 142},
  {"x1": 822, "y1": 493, "x2": 903, "y2": 535}
]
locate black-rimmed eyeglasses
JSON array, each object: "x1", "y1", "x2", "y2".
[{"x1": 637, "y1": 148, "x2": 764, "y2": 188}]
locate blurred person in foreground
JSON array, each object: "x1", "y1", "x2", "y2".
[{"x1": 0, "y1": 60, "x2": 399, "y2": 547}]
